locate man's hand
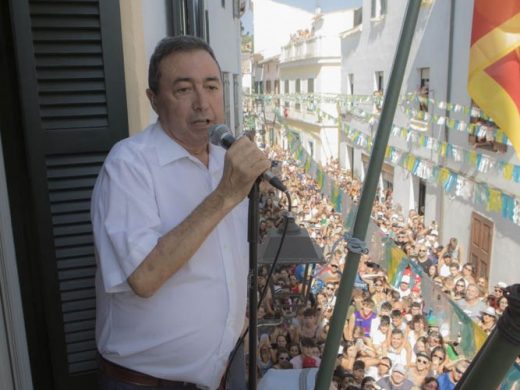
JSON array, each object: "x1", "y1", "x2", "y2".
[{"x1": 216, "y1": 136, "x2": 271, "y2": 207}]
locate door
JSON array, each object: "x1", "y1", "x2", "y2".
[
  {"x1": 469, "y1": 212, "x2": 493, "y2": 279},
  {"x1": 5, "y1": 0, "x2": 128, "y2": 388}
]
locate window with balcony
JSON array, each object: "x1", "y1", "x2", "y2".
[
  {"x1": 419, "y1": 68, "x2": 430, "y2": 113},
  {"x1": 468, "y1": 101, "x2": 507, "y2": 153}
]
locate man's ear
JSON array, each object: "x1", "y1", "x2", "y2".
[{"x1": 146, "y1": 89, "x2": 158, "y2": 113}]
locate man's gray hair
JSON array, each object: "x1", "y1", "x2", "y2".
[{"x1": 148, "y1": 35, "x2": 221, "y2": 93}]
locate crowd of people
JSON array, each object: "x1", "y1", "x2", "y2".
[{"x1": 253, "y1": 145, "x2": 510, "y2": 389}]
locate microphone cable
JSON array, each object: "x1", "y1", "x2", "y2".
[{"x1": 222, "y1": 190, "x2": 292, "y2": 388}]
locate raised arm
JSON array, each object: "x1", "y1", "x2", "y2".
[{"x1": 128, "y1": 137, "x2": 271, "y2": 297}]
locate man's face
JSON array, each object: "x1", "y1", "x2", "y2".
[
  {"x1": 378, "y1": 360, "x2": 391, "y2": 375},
  {"x1": 148, "y1": 50, "x2": 224, "y2": 151},
  {"x1": 391, "y1": 371, "x2": 406, "y2": 385},
  {"x1": 392, "y1": 316, "x2": 402, "y2": 327},
  {"x1": 390, "y1": 333, "x2": 403, "y2": 348},
  {"x1": 451, "y1": 364, "x2": 467, "y2": 383},
  {"x1": 353, "y1": 367, "x2": 364, "y2": 381},
  {"x1": 466, "y1": 285, "x2": 479, "y2": 300}
]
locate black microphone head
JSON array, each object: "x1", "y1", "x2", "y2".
[{"x1": 209, "y1": 124, "x2": 231, "y2": 146}]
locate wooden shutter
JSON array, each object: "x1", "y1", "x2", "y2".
[{"x1": 9, "y1": 0, "x2": 127, "y2": 388}]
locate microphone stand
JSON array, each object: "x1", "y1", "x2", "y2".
[{"x1": 247, "y1": 179, "x2": 261, "y2": 390}]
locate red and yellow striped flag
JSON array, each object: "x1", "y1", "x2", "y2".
[{"x1": 468, "y1": 0, "x2": 520, "y2": 158}]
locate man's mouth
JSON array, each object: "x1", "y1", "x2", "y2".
[{"x1": 192, "y1": 119, "x2": 211, "y2": 126}]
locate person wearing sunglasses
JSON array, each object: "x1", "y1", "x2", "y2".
[
  {"x1": 429, "y1": 346, "x2": 447, "y2": 377},
  {"x1": 408, "y1": 351, "x2": 432, "y2": 386},
  {"x1": 436, "y1": 359, "x2": 469, "y2": 390}
]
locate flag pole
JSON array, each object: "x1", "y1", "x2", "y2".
[{"x1": 314, "y1": 1, "x2": 422, "y2": 388}]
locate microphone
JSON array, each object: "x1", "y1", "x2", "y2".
[{"x1": 209, "y1": 124, "x2": 287, "y2": 192}]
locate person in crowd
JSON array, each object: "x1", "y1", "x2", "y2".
[
  {"x1": 478, "y1": 306, "x2": 497, "y2": 334},
  {"x1": 439, "y1": 237, "x2": 464, "y2": 264},
  {"x1": 427, "y1": 264, "x2": 439, "y2": 279},
  {"x1": 361, "y1": 376, "x2": 378, "y2": 390},
  {"x1": 371, "y1": 277, "x2": 388, "y2": 309},
  {"x1": 456, "y1": 283, "x2": 486, "y2": 321},
  {"x1": 416, "y1": 245, "x2": 433, "y2": 273},
  {"x1": 272, "y1": 348, "x2": 292, "y2": 370},
  {"x1": 353, "y1": 360, "x2": 367, "y2": 386},
  {"x1": 421, "y1": 377, "x2": 440, "y2": 390},
  {"x1": 288, "y1": 343, "x2": 301, "y2": 360},
  {"x1": 476, "y1": 276, "x2": 488, "y2": 296},
  {"x1": 347, "y1": 298, "x2": 378, "y2": 340},
  {"x1": 297, "y1": 308, "x2": 320, "y2": 340},
  {"x1": 289, "y1": 337, "x2": 321, "y2": 369},
  {"x1": 339, "y1": 340, "x2": 359, "y2": 372},
  {"x1": 436, "y1": 359, "x2": 470, "y2": 390},
  {"x1": 390, "y1": 309, "x2": 408, "y2": 334},
  {"x1": 257, "y1": 339, "x2": 274, "y2": 377},
  {"x1": 365, "y1": 356, "x2": 393, "y2": 381},
  {"x1": 495, "y1": 295, "x2": 508, "y2": 317},
  {"x1": 382, "y1": 328, "x2": 412, "y2": 367},
  {"x1": 372, "y1": 315, "x2": 391, "y2": 351},
  {"x1": 397, "y1": 275, "x2": 412, "y2": 299},
  {"x1": 408, "y1": 314, "x2": 428, "y2": 348},
  {"x1": 451, "y1": 279, "x2": 466, "y2": 300},
  {"x1": 429, "y1": 346, "x2": 447, "y2": 377},
  {"x1": 376, "y1": 363, "x2": 415, "y2": 390},
  {"x1": 408, "y1": 351, "x2": 432, "y2": 386},
  {"x1": 92, "y1": 35, "x2": 273, "y2": 390},
  {"x1": 494, "y1": 281, "x2": 507, "y2": 299}
]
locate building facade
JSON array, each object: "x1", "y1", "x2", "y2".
[{"x1": 340, "y1": 0, "x2": 520, "y2": 285}]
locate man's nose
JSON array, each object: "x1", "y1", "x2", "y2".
[{"x1": 192, "y1": 87, "x2": 209, "y2": 111}]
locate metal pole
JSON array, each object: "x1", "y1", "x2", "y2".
[
  {"x1": 314, "y1": 1, "x2": 422, "y2": 388},
  {"x1": 248, "y1": 181, "x2": 260, "y2": 390},
  {"x1": 456, "y1": 284, "x2": 520, "y2": 390}
]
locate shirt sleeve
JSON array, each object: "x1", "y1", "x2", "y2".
[{"x1": 92, "y1": 150, "x2": 161, "y2": 293}]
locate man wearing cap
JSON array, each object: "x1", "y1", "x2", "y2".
[
  {"x1": 408, "y1": 351, "x2": 431, "y2": 386},
  {"x1": 376, "y1": 363, "x2": 415, "y2": 390},
  {"x1": 398, "y1": 275, "x2": 412, "y2": 299}
]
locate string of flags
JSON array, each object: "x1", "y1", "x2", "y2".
[
  {"x1": 247, "y1": 92, "x2": 511, "y2": 145},
  {"x1": 341, "y1": 123, "x2": 520, "y2": 226}
]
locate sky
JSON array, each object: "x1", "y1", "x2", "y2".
[{"x1": 241, "y1": 0, "x2": 363, "y2": 35}]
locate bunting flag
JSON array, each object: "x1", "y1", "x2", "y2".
[{"x1": 468, "y1": 0, "x2": 520, "y2": 158}]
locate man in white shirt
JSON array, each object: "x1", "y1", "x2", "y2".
[{"x1": 91, "y1": 36, "x2": 271, "y2": 390}]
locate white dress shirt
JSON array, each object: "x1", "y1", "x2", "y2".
[{"x1": 91, "y1": 122, "x2": 248, "y2": 389}]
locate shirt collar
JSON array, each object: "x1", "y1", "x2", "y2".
[{"x1": 153, "y1": 121, "x2": 225, "y2": 172}]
